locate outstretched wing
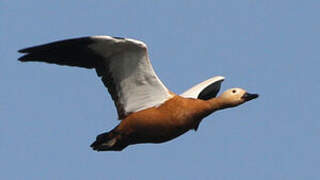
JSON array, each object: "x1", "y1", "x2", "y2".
[
  {"x1": 19, "y1": 36, "x2": 173, "y2": 120},
  {"x1": 180, "y1": 76, "x2": 224, "y2": 100}
]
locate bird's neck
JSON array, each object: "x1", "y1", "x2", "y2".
[{"x1": 207, "y1": 96, "x2": 230, "y2": 113}]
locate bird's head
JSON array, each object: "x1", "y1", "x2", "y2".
[{"x1": 218, "y1": 88, "x2": 259, "y2": 108}]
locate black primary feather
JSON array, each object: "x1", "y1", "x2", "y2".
[
  {"x1": 18, "y1": 37, "x2": 102, "y2": 69},
  {"x1": 197, "y1": 80, "x2": 223, "y2": 100}
]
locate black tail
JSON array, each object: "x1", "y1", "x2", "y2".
[{"x1": 90, "y1": 129, "x2": 128, "y2": 151}]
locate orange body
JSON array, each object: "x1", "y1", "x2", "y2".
[{"x1": 111, "y1": 95, "x2": 214, "y2": 148}]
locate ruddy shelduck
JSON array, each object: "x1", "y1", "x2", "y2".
[{"x1": 18, "y1": 36, "x2": 258, "y2": 151}]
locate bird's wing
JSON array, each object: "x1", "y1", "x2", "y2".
[
  {"x1": 180, "y1": 76, "x2": 224, "y2": 100},
  {"x1": 19, "y1": 36, "x2": 173, "y2": 120}
]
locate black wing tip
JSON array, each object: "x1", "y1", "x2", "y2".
[
  {"x1": 17, "y1": 48, "x2": 29, "y2": 61},
  {"x1": 18, "y1": 48, "x2": 26, "y2": 53},
  {"x1": 18, "y1": 55, "x2": 29, "y2": 62},
  {"x1": 17, "y1": 48, "x2": 34, "y2": 61}
]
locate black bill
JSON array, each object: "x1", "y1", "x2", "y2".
[{"x1": 241, "y1": 92, "x2": 259, "y2": 101}]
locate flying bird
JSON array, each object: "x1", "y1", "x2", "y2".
[{"x1": 18, "y1": 36, "x2": 258, "y2": 151}]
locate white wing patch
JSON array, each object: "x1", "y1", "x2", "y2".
[
  {"x1": 89, "y1": 36, "x2": 173, "y2": 119},
  {"x1": 181, "y1": 76, "x2": 225, "y2": 98}
]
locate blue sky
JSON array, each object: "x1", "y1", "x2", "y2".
[{"x1": 1, "y1": 1, "x2": 319, "y2": 179}]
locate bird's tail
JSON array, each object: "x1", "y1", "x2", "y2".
[{"x1": 90, "y1": 128, "x2": 128, "y2": 151}]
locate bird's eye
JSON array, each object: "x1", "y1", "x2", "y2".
[{"x1": 232, "y1": 90, "x2": 236, "y2": 93}]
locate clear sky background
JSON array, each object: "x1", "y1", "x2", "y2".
[{"x1": 1, "y1": 1, "x2": 319, "y2": 179}]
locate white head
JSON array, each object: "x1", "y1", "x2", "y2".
[{"x1": 218, "y1": 88, "x2": 259, "y2": 108}]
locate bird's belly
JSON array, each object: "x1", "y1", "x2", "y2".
[
  {"x1": 130, "y1": 125, "x2": 190, "y2": 144},
  {"x1": 119, "y1": 98, "x2": 207, "y2": 145},
  {"x1": 125, "y1": 116, "x2": 199, "y2": 144}
]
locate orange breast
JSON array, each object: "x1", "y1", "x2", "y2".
[{"x1": 117, "y1": 96, "x2": 211, "y2": 144}]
